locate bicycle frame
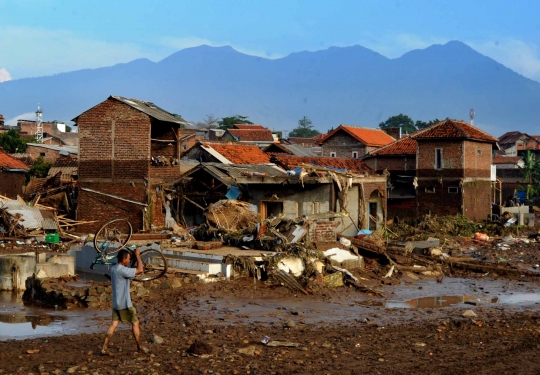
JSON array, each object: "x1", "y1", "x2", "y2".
[{"x1": 90, "y1": 240, "x2": 133, "y2": 270}]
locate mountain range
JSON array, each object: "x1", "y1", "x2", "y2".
[{"x1": 1, "y1": 40, "x2": 539, "y2": 137}]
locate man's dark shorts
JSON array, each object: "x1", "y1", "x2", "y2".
[{"x1": 112, "y1": 306, "x2": 138, "y2": 323}]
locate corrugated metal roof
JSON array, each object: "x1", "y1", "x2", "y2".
[
  {"x1": 27, "y1": 143, "x2": 78, "y2": 155},
  {"x1": 111, "y1": 96, "x2": 187, "y2": 125},
  {"x1": 175, "y1": 162, "x2": 287, "y2": 186},
  {"x1": 0, "y1": 199, "x2": 43, "y2": 229}
]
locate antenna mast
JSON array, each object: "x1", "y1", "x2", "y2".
[
  {"x1": 35, "y1": 105, "x2": 43, "y2": 143},
  {"x1": 469, "y1": 109, "x2": 475, "y2": 126}
]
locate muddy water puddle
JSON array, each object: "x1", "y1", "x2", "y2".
[
  {"x1": 189, "y1": 277, "x2": 540, "y2": 325},
  {"x1": 0, "y1": 291, "x2": 109, "y2": 341}
]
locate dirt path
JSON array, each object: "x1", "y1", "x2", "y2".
[{"x1": 2, "y1": 278, "x2": 540, "y2": 374}]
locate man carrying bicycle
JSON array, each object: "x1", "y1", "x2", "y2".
[{"x1": 101, "y1": 247, "x2": 148, "y2": 355}]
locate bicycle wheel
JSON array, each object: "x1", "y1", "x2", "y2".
[
  {"x1": 133, "y1": 249, "x2": 168, "y2": 282},
  {"x1": 93, "y1": 218, "x2": 133, "y2": 255}
]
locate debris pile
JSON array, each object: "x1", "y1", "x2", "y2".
[{"x1": 204, "y1": 200, "x2": 259, "y2": 232}]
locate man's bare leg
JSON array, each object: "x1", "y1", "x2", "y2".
[
  {"x1": 132, "y1": 321, "x2": 149, "y2": 353},
  {"x1": 102, "y1": 320, "x2": 119, "y2": 355}
]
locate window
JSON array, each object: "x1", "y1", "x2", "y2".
[
  {"x1": 40, "y1": 152, "x2": 46, "y2": 157},
  {"x1": 311, "y1": 202, "x2": 321, "y2": 214},
  {"x1": 183, "y1": 144, "x2": 187, "y2": 150},
  {"x1": 330, "y1": 152, "x2": 336, "y2": 157},
  {"x1": 352, "y1": 151, "x2": 358, "y2": 159},
  {"x1": 435, "y1": 148, "x2": 443, "y2": 169},
  {"x1": 260, "y1": 201, "x2": 283, "y2": 220},
  {"x1": 425, "y1": 185, "x2": 435, "y2": 193},
  {"x1": 448, "y1": 187, "x2": 459, "y2": 193},
  {"x1": 477, "y1": 149, "x2": 482, "y2": 156}
]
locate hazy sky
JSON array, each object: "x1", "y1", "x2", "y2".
[{"x1": 0, "y1": 0, "x2": 539, "y2": 82}]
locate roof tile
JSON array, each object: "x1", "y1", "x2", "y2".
[
  {"x1": 320, "y1": 125, "x2": 395, "y2": 147},
  {"x1": 227, "y1": 129, "x2": 274, "y2": 142},
  {"x1": 272, "y1": 155, "x2": 372, "y2": 174},
  {"x1": 233, "y1": 124, "x2": 266, "y2": 130},
  {"x1": 411, "y1": 119, "x2": 498, "y2": 142},
  {"x1": 369, "y1": 137, "x2": 417, "y2": 156},
  {"x1": 0, "y1": 150, "x2": 30, "y2": 170},
  {"x1": 200, "y1": 142, "x2": 271, "y2": 164}
]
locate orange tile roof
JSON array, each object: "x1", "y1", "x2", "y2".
[
  {"x1": 233, "y1": 124, "x2": 266, "y2": 130},
  {"x1": 320, "y1": 125, "x2": 395, "y2": 147},
  {"x1": 492, "y1": 156, "x2": 522, "y2": 164},
  {"x1": 201, "y1": 142, "x2": 271, "y2": 164},
  {"x1": 271, "y1": 155, "x2": 372, "y2": 174},
  {"x1": 411, "y1": 119, "x2": 498, "y2": 142},
  {"x1": 369, "y1": 137, "x2": 417, "y2": 156},
  {"x1": 0, "y1": 150, "x2": 30, "y2": 170},
  {"x1": 227, "y1": 129, "x2": 274, "y2": 142},
  {"x1": 289, "y1": 137, "x2": 318, "y2": 144}
]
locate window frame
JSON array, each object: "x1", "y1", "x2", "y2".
[{"x1": 435, "y1": 148, "x2": 443, "y2": 169}]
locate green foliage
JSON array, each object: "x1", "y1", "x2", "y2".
[
  {"x1": 379, "y1": 114, "x2": 416, "y2": 134},
  {"x1": 65, "y1": 125, "x2": 72, "y2": 132},
  {"x1": 379, "y1": 114, "x2": 441, "y2": 134},
  {"x1": 289, "y1": 116, "x2": 320, "y2": 137},
  {"x1": 218, "y1": 115, "x2": 253, "y2": 130},
  {"x1": 327, "y1": 126, "x2": 334, "y2": 134},
  {"x1": 27, "y1": 156, "x2": 52, "y2": 181},
  {"x1": 0, "y1": 130, "x2": 28, "y2": 153},
  {"x1": 518, "y1": 151, "x2": 540, "y2": 202},
  {"x1": 415, "y1": 118, "x2": 440, "y2": 130}
]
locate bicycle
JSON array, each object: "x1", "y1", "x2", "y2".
[{"x1": 90, "y1": 218, "x2": 168, "y2": 282}]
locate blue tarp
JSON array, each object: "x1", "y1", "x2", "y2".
[{"x1": 225, "y1": 186, "x2": 241, "y2": 200}]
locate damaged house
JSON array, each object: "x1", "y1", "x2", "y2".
[
  {"x1": 175, "y1": 153, "x2": 387, "y2": 238},
  {"x1": 74, "y1": 95, "x2": 189, "y2": 232}
]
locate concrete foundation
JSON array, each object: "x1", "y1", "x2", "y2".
[{"x1": 0, "y1": 255, "x2": 36, "y2": 291}]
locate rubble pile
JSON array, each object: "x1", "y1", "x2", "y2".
[{"x1": 204, "y1": 200, "x2": 259, "y2": 232}]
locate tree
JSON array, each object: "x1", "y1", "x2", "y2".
[
  {"x1": 218, "y1": 115, "x2": 253, "y2": 130},
  {"x1": 415, "y1": 118, "x2": 441, "y2": 130},
  {"x1": 195, "y1": 114, "x2": 219, "y2": 129},
  {"x1": 27, "y1": 156, "x2": 52, "y2": 181},
  {"x1": 378, "y1": 114, "x2": 416, "y2": 134},
  {"x1": 289, "y1": 116, "x2": 320, "y2": 137},
  {"x1": 65, "y1": 124, "x2": 73, "y2": 132},
  {"x1": 0, "y1": 129, "x2": 27, "y2": 153},
  {"x1": 520, "y1": 151, "x2": 540, "y2": 201}
]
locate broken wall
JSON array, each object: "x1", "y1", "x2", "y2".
[{"x1": 247, "y1": 184, "x2": 332, "y2": 219}]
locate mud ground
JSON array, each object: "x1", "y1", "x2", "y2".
[{"x1": 2, "y1": 276, "x2": 540, "y2": 375}]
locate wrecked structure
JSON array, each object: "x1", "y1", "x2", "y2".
[
  {"x1": 174, "y1": 160, "x2": 387, "y2": 237},
  {"x1": 74, "y1": 95, "x2": 189, "y2": 232}
]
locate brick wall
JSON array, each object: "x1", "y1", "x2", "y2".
[
  {"x1": 19, "y1": 121, "x2": 53, "y2": 135},
  {"x1": 76, "y1": 97, "x2": 180, "y2": 230},
  {"x1": 78, "y1": 99, "x2": 151, "y2": 180},
  {"x1": 321, "y1": 132, "x2": 366, "y2": 158},
  {"x1": 416, "y1": 179, "x2": 463, "y2": 217},
  {"x1": 463, "y1": 141, "x2": 492, "y2": 178},
  {"x1": 25, "y1": 145, "x2": 62, "y2": 163},
  {"x1": 417, "y1": 140, "x2": 463, "y2": 178},
  {"x1": 0, "y1": 171, "x2": 26, "y2": 198},
  {"x1": 76, "y1": 181, "x2": 148, "y2": 233},
  {"x1": 462, "y1": 181, "x2": 492, "y2": 222},
  {"x1": 365, "y1": 156, "x2": 417, "y2": 173},
  {"x1": 387, "y1": 198, "x2": 416, "y2": 221},
  {"x1": 313, "y1": 220, "x2": 338, "y2": 242}
]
